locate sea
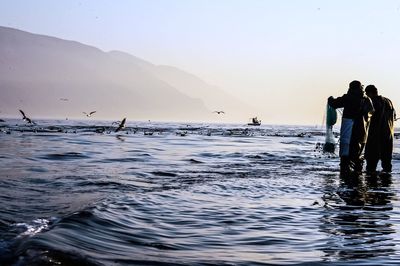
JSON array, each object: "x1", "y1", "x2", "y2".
[{"x1": 0, "y1": 119, "x2": 400, "y2": 266}]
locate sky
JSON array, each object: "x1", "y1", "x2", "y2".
[{"x1": 1, "y1": 0, "x2": 400, "y2": 125}]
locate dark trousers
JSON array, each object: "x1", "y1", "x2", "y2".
[
  {"x1": 365, "y1": 137, "x2": 393, "y2": 172},
  {"x1": 366, "y1": 158, "x2": 392, "y2": 173},
  {"x1": 340, "y1": 141, "x2": 365, "y2": 175}
]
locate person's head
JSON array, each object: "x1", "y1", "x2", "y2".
[
  {"x1": 348, "y1": 80, "x2": 364, "y2": 96},
  {"x1": 365, "y1": 85, "x2": 378, "y2": 97}
]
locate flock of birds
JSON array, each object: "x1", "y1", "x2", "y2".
[
  {"x1": 16, "y1": 109, "x2": 127, "y2": 133},
  {"x1": 5, "y1": 107, "x2": 330, "y2": 140},
  {"x1": 0, "y1": 107, "x2": 277, "y2": 139},
  {"x1": 0, "y1": 110, "x2": 321, "y2": 139},
  {"x1": 17, "y1": 108, "x2": 226, "y2": 122},
  {"x1": 0, "y1": 108, "x2": 257, "y2": 138},
  {"x1": 1, "y1": 109, "x2": 230, "y2": 136}
]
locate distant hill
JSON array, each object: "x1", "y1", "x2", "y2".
[
  {"x1": 108, "y1": 51, "x2": 254, "y2": 120},
  {"x1": 0, "y1": 26, "x2": 252, "y2": 122}
]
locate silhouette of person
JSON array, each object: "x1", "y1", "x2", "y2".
[
  {"x1": 328, "y1": 80, "x2": 374, "y2": 176},
  {"x1": 364, "y1": 85, "x2": 396, "y2": 176}
]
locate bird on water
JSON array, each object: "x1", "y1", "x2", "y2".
[
  {"x1": 19, "y1": 109, "x2": 35, "y2": 124},
  {"x1": 115, "y1": 118, "x2": 126, "y2": 132}
]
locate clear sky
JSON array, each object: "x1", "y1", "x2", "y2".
[{"x1": 1, "y1": 0, "x2": 400, "y2": 125}]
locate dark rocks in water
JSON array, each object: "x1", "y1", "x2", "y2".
[
  {"x1": 95, "y1": 127, "x2": 106, "y2": 134},
  {"x1": 187, "y1": 158, "x2": 204, "y2": 164},
  {"x1": 0, "y1": 119, "x2": 5, "y2": 122},
  {"x1": 152, "y1": 171, "x2": 177, "y2": 177},
  {"x1": 176, "y1": 131, "x2": 188, "y2": 136},
  {"x1": 46, "y1": 126, "x2": 63, "y2": 132},
  {"x1": 297, "y1": 132, "x2": 311, "y2": 138}
]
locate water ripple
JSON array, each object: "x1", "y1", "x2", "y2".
[{"x1": 0, "y1": 121, "x2": 400, "y2": 265}]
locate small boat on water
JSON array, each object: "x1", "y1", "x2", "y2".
[{"x1": 248, "y1": 117, "x2": 261, "y2": 126}]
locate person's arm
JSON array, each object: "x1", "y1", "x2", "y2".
[
  {"x1": 363, "y1": 97, "x2": 375, "y2": 119},
  {"x1": 328, "y1": 95, "x2": 345, "y2": 109},
  {"x1": 388, "y1": 98, "x2": 396, "y2": 121}
]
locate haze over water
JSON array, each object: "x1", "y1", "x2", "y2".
[
  {"x1": 1, "y1": 120, "x2": 400, "y2": 265},
  {"x1": 2, "y1": 1, "x2": 400, "y2": 265},
  {"x1": 2, "y1": 1, "x2": 400, "y2": 124}
]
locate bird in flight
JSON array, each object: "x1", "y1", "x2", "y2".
[
  {"x1": 115, "y1": 118, "x2": 127, "y2": 132},
  {"x1": 83, "y1": 111, "x2": 96, "y2": 117},
  {"x1": 213, "y1": 111, "x2": 225, "y2": 114},
  {"x1": 19, "y1": 109, "x2": 35, "y2": 124},
  {"x1": 59, "y1": 98, "x2": 69, "y2": 101}
]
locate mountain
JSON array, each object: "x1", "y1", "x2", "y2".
[
  {"x1": 108, "y1": 51, "x2": 255, "y2": 120},
  {"x1": 1, "y1": 26, "x2": 244, "y2": 122}
]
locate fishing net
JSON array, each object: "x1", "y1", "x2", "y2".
[{"x1": 323, "y1": 102, "x2": 337, "y2": 153}]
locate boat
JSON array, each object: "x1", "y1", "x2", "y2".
[{"x1": 248, "y1": 117, "x2": 261, "y2": 126}]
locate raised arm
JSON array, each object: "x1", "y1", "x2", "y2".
[{"x1": 328, "y1": 95, "x2": 345, "y2": 109}]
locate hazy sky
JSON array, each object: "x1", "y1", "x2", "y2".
[{"x1": 1, "y1": 0, "x2": 400, "y2": 124}]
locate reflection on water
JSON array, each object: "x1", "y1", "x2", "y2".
[
  {"x1": 321, "y1": 174, "x2": 397, "y2": 262},
  {"x1": 0, "y1": 120, "x2": 399, "y2": 265}
]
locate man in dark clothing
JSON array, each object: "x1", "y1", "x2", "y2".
[
  {"x1": 364, "y1": 85, "x2": 396, "y2": 175},
  {"x1": 328, "y1": 80, "x2": 374, "y2": 176}
]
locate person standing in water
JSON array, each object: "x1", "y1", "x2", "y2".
[
  {"x1": 328, "y1": 80, "x2": 374, "y2": 176},
  {"x1": 364, "y1": 85, "x2": 396, "y2": 176}
]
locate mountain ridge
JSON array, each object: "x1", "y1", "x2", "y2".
[{"x1": 0, "y1": 26, "x2": 253, "y2": 122}]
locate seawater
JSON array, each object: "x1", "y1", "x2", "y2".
[{"x1": 0, "y1": 119, "x2": 400, "y2": 266}]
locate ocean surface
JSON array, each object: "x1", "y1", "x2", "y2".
[{"x1": 1, "y1": 119, "x2": 400, "y2": 266}]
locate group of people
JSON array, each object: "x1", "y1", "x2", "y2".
[{"x1": 328, "y1": 80, "x2": 396, "y2": 177}]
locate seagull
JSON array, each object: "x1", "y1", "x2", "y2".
[
  {"x1": 19, "y1": 109, "x2": 35, "y2": 124},
  {"x1": 83, "y1": 111, "x2": 96, "y2": 117},
  {"x1": 213, "y1": 111, "x2": 225, "y2": 114},
  {"x1": 115, "y1": 118, "x2": 126, "y2": 132},
  {"x1": 59, "y1": 98, "x2": 69, "y2": 101}
]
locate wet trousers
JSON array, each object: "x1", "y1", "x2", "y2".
[
  {"x1": 340, "y1": 142, "x2": 365, "y2": 175},
  {"x1": 365, "y1": 137, "x2": 393, "y2": 172}
]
